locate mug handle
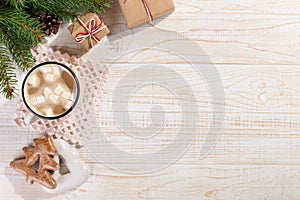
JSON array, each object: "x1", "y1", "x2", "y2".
[{"x1": 24, "y1": 111, "x2": 39, "y2": 125}]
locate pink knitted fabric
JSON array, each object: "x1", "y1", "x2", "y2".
[{"x1": 14, "y1": 45, "x2": 109, "y2": 146}]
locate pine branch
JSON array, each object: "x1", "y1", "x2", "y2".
[
  {"x1": 0, "y1": 6, "x2": 38, "y2": 98},
  {"x1": 28, "y1": 0, "x2": 112, "y2": 20},
  {"x1": 5, "y1": 0, "x2": 25, "y2": 10},
  {"x1": 0, "y1": 44, "x2": 17, "y2": 99},
  {"x1": 88, "y1": 0, "x2": 112, "y2": 12},
  {"x1": 0, "y1": 6, "x2": 44, "y2": 47},
  {"x1": 28, "y1": 0, "x2": 76, "y2": 20},
  {"x1": 2, "y1": 30, "x2": 34, "y2": 71}
]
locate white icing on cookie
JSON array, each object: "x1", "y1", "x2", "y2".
[{"x1": 42, "y1": 139, "x2": 90, "y2": 193}]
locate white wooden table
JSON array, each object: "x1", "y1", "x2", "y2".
[{"x1": 1, "y1": 0, "x2": 300, "y2": 199}]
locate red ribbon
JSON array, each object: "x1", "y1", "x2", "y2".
[
  {"x1": 141, "y1": 0, "x2": 153, "y2": 21},
  {"x1": 75, "y1": 17, "x2": 105, "y2": 49}
]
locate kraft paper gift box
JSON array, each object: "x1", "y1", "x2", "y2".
[
  {"x1": 118, "y1": 0, "x2": 175, "y2": 28},
  {"x1": 68, "y1": 12, "x2": 110, "y2": 51}
]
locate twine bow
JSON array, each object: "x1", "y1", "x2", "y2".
[{"x1": 75, "y1": 17, "x2": 106, "y2": 49}]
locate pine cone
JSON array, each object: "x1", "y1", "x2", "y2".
[{"x1": 37, "y1": 12, "x2": 60, "y2": 36}]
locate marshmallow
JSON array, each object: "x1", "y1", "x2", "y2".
[
  {"x1": 27, "y1": 74, "x2": 40, "y2": 88},
  {"x1": 40, "y1": 107, "x2": 55, "y2": 117},
  {"x1": 36, "y1": 95, "x2": 46, "y2": 105},
  {"x1": 44, "y1": 72, "x2": 55, "y2": 83},
  {"x1": 61, "y1": 90, "x2": 71, "y2": 99},
  {"x1": 43, "y1": 87, "x2": 52, "y2": 98},
  {"x1": 64, "y1": 100, "x2": 73, "y2": 110},
  {"x1": 54, "y1": 84, "x2": 65, "y2": 95},
  {"x1": 40, "y1": 66, "x2": 52, "y2": 74},
  {"x1": 48, "y1": 93, "x2": 59, "y2": 104},
  {"x1": 52, "y1": 66, "x2": 61, "y2": 76}
]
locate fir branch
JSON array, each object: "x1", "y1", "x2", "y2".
[
  {"x1": 5, "y1": 0, "x2": 25, "y2": 10},
  {"x1": 7, "y1": 38, "x2": 33, "y2": 71},
  {"x1": 28, "y1": 0, "x2": 112, "y2": 20},
  {"x1": 0, "y1": 29, "x2": 34, "y2": 71},
  {"x1": 29, "y1": 0, "x2": 87, "y2": 20},
  {"x1": 0, "y1": 6, "x2": 44, "y2": 47},
  {"x1": 88, "y1": 0, "x2": 112, "y2": 12},
  {"x1": 0, "y1": 44, "x2": 17, "y2": 99}
]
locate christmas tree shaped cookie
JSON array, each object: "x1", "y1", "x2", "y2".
[{"x1": 10, "y1": 137, "x2": 58, "y2": 189}]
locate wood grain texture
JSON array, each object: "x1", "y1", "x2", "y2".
[{"x1": 1, "y1": 0, "x2": 300, "y2": 199}]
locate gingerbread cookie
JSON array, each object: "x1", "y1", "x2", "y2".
[{"x1": 10, "y1": 137, "x2": 58, "y2": 189}]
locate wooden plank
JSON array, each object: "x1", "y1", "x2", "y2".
[
  {"x1": 1, "y1": 64, "x2": 300, "y2": 165},
  {"x1": 3, "y1": 164, "x2": 300, "y2": 199},
  {"x1": 2, "y1": 0, "x2": 300, "y2": 199}
]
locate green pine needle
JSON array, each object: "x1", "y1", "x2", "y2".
[
  {"x1": 0, "y1": 44, "x2": 17, "y2": 100},
  {"x1": 5, "y1": 0, "x2": 25, "y2": 10},
  {"x1": 0, "y1": 6, "x2": 44, "y2": 47}
]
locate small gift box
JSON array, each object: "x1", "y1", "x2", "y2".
[
  {"x1": 118, "y1": 0, "x2": 175, "y2": 28},
  {"x1": 68, "y1": 12, "x2": 110, "y2": 51}
]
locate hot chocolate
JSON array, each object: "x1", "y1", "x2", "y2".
[{"x1": 23, "y1": 63, "x2": 78, "y2": 118}]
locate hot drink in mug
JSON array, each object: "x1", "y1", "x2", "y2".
[{"x1": 22, "y1": 62, "x2": 80, "y2": 124}]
